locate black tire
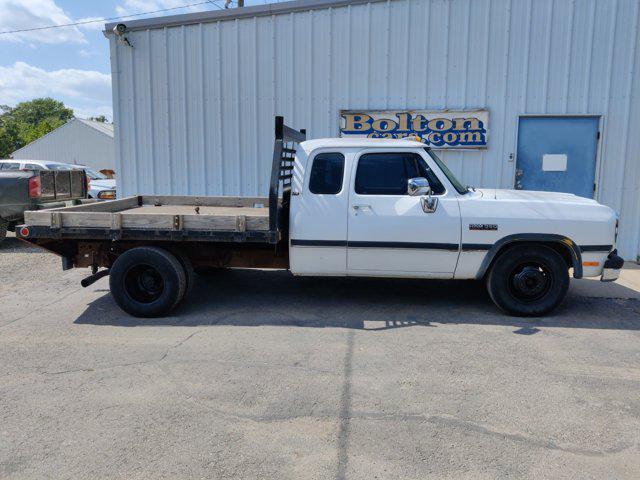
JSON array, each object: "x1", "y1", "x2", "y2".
[
  {"x1": 109, "y1": 246, "x2": 186, "y2": 318},
  {"x1": 486, "y1": 245, "x2": 569, "y2": 317},
  {"x1": 0, "y1": 218, "x2": 7, "y2": 243},
  {"x1": 170, "y1": 249, "x2": 195, "y2": 303}
]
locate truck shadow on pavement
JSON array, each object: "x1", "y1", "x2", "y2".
[
  {"x1": 0, "y1": 235, "x2": 41, "y2": 253},
  {"x1": 75, "y1": 268, "x2": 640, "y2": 332}
]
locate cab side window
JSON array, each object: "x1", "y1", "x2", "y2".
[
  {"x1": 1, "y1": 163, "x2": 19, "y2": 170},
  {"x1": 355, "y1": 154, "x2": 406, "y2": 195},
  {"x1": 407, "y1": 155, "x2": 445, "y2": 195},
  {"x1": 309, "y1": 153, "x2": 345, "y2": 194},
  {"x1": 355, "y1": 153, "x2": 445, "y2": 195}
]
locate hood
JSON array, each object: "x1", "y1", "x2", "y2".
[
  {"x1": 476, "y1": 188, "x2": 598, "y2": 206},
  {"x1": 89, "y1": 179, "x2": 116, "y2": 189}
]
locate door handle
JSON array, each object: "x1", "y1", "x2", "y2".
[{"x1": 352, "y1": 204, "x2": 371, "y2": 211}]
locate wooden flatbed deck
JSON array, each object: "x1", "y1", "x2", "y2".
[
  {"x1": 123, "y1": 205, "x2": 269, "y2": 218},
  {"x1": 22, "y1": 195, "x2": 277, "y2": 243}
]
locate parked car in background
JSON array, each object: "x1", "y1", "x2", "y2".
[
  {"x1": 0, "y1": 159, "x2": 55, "y2": 171},
  {"x1": 73, "y1": 166, "x2": 116, "y2": 200},
  {"x1": 0, "y1": 168, "x2": 89, "y2": 242},
  {"x1": 0, "y1": 160, "x2": 116, "y2": 200}
]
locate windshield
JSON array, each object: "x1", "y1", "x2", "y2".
[
  {"x1": 424, "y1": 148, "x2": 468, "y2": 195},
  {"x1": 49, "y1": 163, "x2": 108, "y2": 179}
]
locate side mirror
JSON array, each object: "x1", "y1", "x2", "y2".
[
  {"x1": 408, "y1": 177, "x2": 438, "y2": 213},
  {"x1": 407, "y1": 177, "x2": 431, "y2": 197}
]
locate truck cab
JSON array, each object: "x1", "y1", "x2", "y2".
[
  {"x1": 288, "y1": 138, "x2": 621, "y2": 310},
  {"x1": 290, "y1": 139, "x2": 462, "y2": 278}
]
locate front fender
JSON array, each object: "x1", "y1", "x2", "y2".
[{"x1": 474, "y1": 233, "x2": 583, "y2": 280}]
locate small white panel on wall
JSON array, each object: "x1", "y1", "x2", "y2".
[{"x1": 542, "y1": 154, "x2": 567, "y2": 172}]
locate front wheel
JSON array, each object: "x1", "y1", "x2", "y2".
[
  {"x1": 109, "y1": 246, "x2": 186, "y2": 318},
  {"x1": 487, "y1": 245, "x2": 569, "y2": 317}
]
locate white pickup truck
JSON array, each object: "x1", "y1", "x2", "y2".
[{"x1": 17, "y1": 117, "x2": 623, "y2": 318}]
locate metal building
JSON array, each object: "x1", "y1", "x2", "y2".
[
  {"x1": 106, "y1": 0, "x2": 640, "y2": 259},
  {"x1": 11, "y1": 118, "x2": 116, "y2": 172}
]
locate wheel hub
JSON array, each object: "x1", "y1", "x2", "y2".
[
  {"x1": 138, "y1": 269, "x2": 161, "y2": 294},
  {"x1": 510, "y1": 265, "x2": 549, "y2": 300},
  {"x1": 124, "y1": 264, "x2": 165, "y2": 303}
]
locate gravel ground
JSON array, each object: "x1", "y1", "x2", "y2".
[{"x1": 1, "y1": 235, "x2": 640, "y2": 479}]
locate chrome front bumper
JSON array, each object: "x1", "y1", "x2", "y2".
[{"x1": 601, "y1": 250, "x2": 624, "y2": 282}]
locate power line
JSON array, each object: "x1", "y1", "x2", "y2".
[
  {"x1": 205, "y1": 0, "x2": 227, "y2": 9},
  {"x1": 0, "y1": 0, "x2": 225, "y2": 36}
]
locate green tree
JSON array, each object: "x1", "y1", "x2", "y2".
[
  {"x1": 6, "y1": 98, "x2": 73, "y2": 126},
  {"x1": 0, "y1": 121, "x2": 21, "y2": 158},
  {"x1": 88, "y1": 115, "x2": 108, "y2": 123},
  {"x1": 0, "y1": 98, "x2": 74, "y2": 158}
]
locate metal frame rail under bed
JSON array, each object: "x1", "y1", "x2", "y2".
[{"x1": 269, "y1": 116, "x2": 306, "y2": 237}]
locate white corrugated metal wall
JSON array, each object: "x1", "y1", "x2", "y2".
[
  {"x1": 108, "y1": 0, "x2": 640, "y2": 259},
  {"x1": 12, "y1": 119, "x2": 116, "y2": 171}
]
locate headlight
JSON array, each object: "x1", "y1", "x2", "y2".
[{"x1": 97, "y1": 190, "x2": 116, "y2": 200}]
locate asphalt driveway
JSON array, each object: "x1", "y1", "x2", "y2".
[{"x1": 1, "y1": 235, "x2": 640, "y2": 479}]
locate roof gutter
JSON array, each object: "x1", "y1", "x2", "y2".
[{"x1": 104, "y1": 0, "x2": 388, "y2": 35}]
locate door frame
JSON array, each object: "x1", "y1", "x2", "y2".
[
  {"x1": 289, "y1": 146, "x2": 351, "y2": 276},
  {"x1": 345, "y1": 147, "x2": 461, "y2": 277},
  {"x1": 512, "y1": 114, "x2": 604, "y2": 200}
]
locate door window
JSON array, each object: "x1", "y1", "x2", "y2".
[
  {"x1": 24, "y1": 163, "x2": 44, "y2": 170},
  {"x1": 1, "y1": 163, "x2": 19, "y2": 170},
  {"x1": 406, "y1": 154, "x2": 445, "y2": 194},
  {"x1": 355, "y1": 153, "x2": 444, "y2": 195},
  {"x1": 309, "y1": 153, "x2": 345, "y2": 194}
]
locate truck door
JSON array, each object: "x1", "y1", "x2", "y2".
[
  {"x1": 347, "y1": 150, "x2": 461, "y2": 277},
  {"x1": 289, "y1": 151, "x2": 349, "y2": 275}
]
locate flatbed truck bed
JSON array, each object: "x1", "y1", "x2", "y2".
[
  {"x1": 19, "y1": 116, "x2": 303, "y2": 250},
  {"x1": 23, "y1": 195, "x2": 273, "y2": 243}
]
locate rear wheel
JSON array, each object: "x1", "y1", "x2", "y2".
[
  {"x1": 487, "y1": 245, "x2": 569, "y2": 316},
  {"x1": 170, "y1": 249, "x2": 195, "y2": 302},
  {"x1": 109, "y1": 246, "x2": 186, "y2": 317}
]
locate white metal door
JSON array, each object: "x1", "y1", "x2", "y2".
[
  {"x1": 347, "y1": 150, "x2": 461, "y2": 277},
  {"x1": 289, "y1": 150, "x2": 349, "y2": 275}
]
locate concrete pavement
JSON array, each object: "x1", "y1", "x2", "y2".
[{"x1": 1, "y1": 235, "x2": 640, "y2": 479}]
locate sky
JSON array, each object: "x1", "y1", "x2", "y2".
[{"x1": 0, "y1": 0, "x2": 269, "y2": 120}]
